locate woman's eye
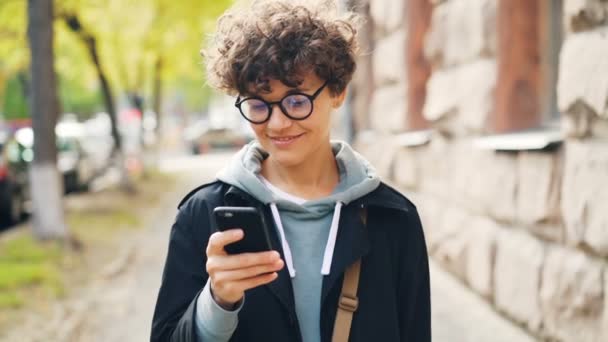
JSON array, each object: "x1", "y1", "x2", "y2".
[{"x1": 286, "y1": 97, "x2": 307, "y2": 107}]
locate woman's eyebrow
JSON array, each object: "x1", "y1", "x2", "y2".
[{"x1": 245, "y1": 86, "x2": 311, "y2": 99}]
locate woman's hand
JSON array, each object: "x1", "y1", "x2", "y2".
[{"x1": 206, "y1": 229, "x2": 284, "y2": 309}]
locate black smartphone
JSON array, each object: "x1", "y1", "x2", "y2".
[{"x1": 213, "y1": 206, "x2": 273, "y2": 254}]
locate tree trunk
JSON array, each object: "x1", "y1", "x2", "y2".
[
  {"x1": 152, "y1": 57, "x2": 163, "y2": 140},
  {"x1": 27, "y1": 0, "x2": 67, "y2": 240},
  {"x1": 127, "y1": 91, "x2": 145, "y2": 148},
  {"x1": 146, "y1": 56, "x2": 163, "y2": 171},
  {"x1": 85, "y1": 34, "x2": 135, "y2": 193},
  {"x1": 64, "y1": 14, "x2": 135, "y2": 193}
]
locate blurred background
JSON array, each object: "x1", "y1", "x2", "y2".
[{"x1": 0, "y1": 0, "x2": 607, "y2": 341}]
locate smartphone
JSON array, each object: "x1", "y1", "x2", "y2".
[{"x1": 213, "y1": 206, "x2": 273, "y2": 254}]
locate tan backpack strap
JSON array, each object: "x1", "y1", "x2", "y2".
[
  {"x1": 332, "y1": 206, "x2": 367, "y2": 342},
  {"x1": 332, "y1": 259, "x2": 361, "y2": 342}
]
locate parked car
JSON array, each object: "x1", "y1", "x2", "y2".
[
  {"x1": 0, "y1": 129, "x2": 30, "y2": 225},
  {"x1": 57, "y1": 134, "x2": 95, "y2": 193},
  {"x1": 184, "y1": 121, "x2": 255, "y2": 155},
  {"x1": 15, "y1": 124, "x2": 95, "y2": 194}
]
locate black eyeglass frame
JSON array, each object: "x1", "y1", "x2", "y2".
[{"x1": 234, "y1": 81, "x2": 329, "y2": 124}]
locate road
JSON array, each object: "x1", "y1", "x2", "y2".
[{"x1": 2, "y1": 151, "x2": 537, "y2": 341}]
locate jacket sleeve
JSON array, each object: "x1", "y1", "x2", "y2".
[
  {"x1": 400, "y1": 208, "x2": 432, "y2": 342},
  {"x1": 151, "y1": 197, "x2": 211, "y2": 342}
]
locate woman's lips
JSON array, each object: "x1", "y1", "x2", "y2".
[{"x1": 268, "y1": 133, "x2": 304, "y2": 147}]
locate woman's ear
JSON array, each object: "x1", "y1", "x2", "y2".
[{"x1": 332, "y1": 89, "x2": 347, "y2": 108}]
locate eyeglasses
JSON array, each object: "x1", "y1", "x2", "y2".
[{"x1": 234, "y1": 81, "x2": 329, "y2": 124}]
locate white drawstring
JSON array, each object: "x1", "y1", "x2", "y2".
[
  {"x1": 321, "y1": 202, "x2": 342, "y2": 275},
  {"x1": 270, "y1": 203, "x2": 296, "y2": 278},
  {"x1": 269, "y1": 202, "x2": 343, "y2": 278}
]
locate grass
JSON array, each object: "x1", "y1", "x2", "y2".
[
  {"x1": 0, "y1": 236, "x2": 64, "y2": 310},
  {"x1": 0, "y1": 170, "x2": 177, "y2": 317},
  {"x1": 67, "y1": 208, "x2": 141, "y2": 242}
]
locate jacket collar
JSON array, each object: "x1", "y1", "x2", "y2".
[
  {"x1": 220, "y1": 182, "x2": 410, "y2": 312},
  {"x1": 223, "y1": 182, "x2": 411, "y2": 213}
]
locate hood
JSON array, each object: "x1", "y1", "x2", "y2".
[{"x1": 216, "y1": 140, "x2": 380, "y2": 215}]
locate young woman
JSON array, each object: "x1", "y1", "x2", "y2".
[{"x1": 151, "y1": 1, "x2": 431, "y2": 341}]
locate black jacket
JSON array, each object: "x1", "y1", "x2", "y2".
[{"x1": 151, "y1": 180, "x2": 431, "y2": 342}]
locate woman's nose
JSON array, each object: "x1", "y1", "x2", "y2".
[{"x1": 266, "y1": 104, "x2": 292, "y2": 130}]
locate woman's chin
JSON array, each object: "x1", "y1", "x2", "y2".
[{"x1": 265, "y1": 149, "x2": 305, "y2": 168}]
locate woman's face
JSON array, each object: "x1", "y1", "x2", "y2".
[{"x1": 246, "y1": 73, "x2": 345, "y2": 168}]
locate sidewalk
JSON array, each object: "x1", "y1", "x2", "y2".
[{"x1": 430, "y1": 260, "x2": 537, "y2": 342}]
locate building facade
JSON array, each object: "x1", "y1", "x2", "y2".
[{"x1": 349, "y1": 0, "x2": 608, "y2": 341}]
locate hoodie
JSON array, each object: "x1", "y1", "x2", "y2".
[{"x1": 195, "y1": 141, "x2": 380, "y2": 342}]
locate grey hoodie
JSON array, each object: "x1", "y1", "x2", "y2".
[{"x1": 195, "y1": 141, "x2": 380, "y2": 342}]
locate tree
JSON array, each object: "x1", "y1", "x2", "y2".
[
  {"x1": 61, "y1": 13, "x2": 135, "y2": 193},
  {"x1": 27, "y1": 0, "x2": 67, "y2": 240}
]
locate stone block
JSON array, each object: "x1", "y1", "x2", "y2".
[
  {"x1": 564, "y1": 0, "x2": 608, "y2": 33},
  {"x1": 423, "y1": 59, "x2": 496, "y2": 136},
  {"x1": 393, "y1": 145, "x2": 424, "y2": 190},
  {"x1": 416, "y1": 139, "x2": 517, "y2": 223},
  {"x1": 465, "y1": 216, "x2": 499, "y2": 300},
  {"x1": 494, "y1": 230, "x2": 544, "y2": 331},
  {"x1": 476, "y1": 151, "x2": 518, "y2": 224},
  {"x1": 516, "y1": 151, "x2": 562, "y2": 228},
  {"x1": 372, "y1": 28, "x2": 406, "y2": 87},
  {"x1": 591, "y1": 117, "x2": 608, "y2": 138},
  {"x1": 416, "y1": 135, "x2": 452, "y2": 199},
  {"x1": 411, "y1": 193, "x2": 444, "y2": 249},
  {"x1": 540, "y1": 246, "x2": 605, "y2": 341},
  {"x1": 369, "y1": 83, "x2": 408, "y2": 134},
  {"x1": 441, "y1": 141, "x2": 488, "y2": 210},
  {"x1": 603, "y1": 273, "x2": 608, "y2": 341},
  {"x1": 558, "y1": 27, "x2": 608, "y2": 132},
  {"x1": 370, "y1": 0, "x2": 405, "y2": 37},
  {"x1": 353, "y1": 133, "x2": 399, "y2": 179},
  {"x1": 561, "y1": 101, "x2": 599, "y2": 138},
  {"x1": 561, "y1": 139, "x2": 608, "y2": 256},
  {"x1": 430, "y1": 205, "x2": 471, "y2": 281},
  {"x1": 424, "y1": 0, "x2": 497, "y2": 68}
]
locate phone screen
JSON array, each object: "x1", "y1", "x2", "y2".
[{"x1": 213, "y1": 206, "x2": 273, "y2": 254}]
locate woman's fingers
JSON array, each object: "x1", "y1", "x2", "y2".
[
  {"x1": 209, "y1": 261, "x2": 282, "y2": 304},
  {"x1": 205, "y1": 230, "x2": 284, "y2": 305},
  {"x1": 212, "y1": 259, "x2": 284, "y2": 284},
  {"x1": 213, "y1": 272, "x2": 279, "y2": 300},
  {"x1": 207, "y1": 250, "x2": 281, "y2": 272},
  {"x1": 206, "y1": 229, "x2": 243, "y2": 255},
  {"x1": 235, "y1": 272, "x2": 279, "y2": 291}
]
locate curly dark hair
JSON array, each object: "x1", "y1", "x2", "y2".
[{"x1": 203, "y1": 0, "x2": 361, "y2": 97}]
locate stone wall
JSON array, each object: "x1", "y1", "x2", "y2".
[
  {"x1": 353, "y1": 0, "x2": 608, "y2": 341},
  {"x1": 368, "y1": 0, "x2": 408, "y2": 133}
]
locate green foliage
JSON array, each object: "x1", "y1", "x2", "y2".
[
  {"x1": 0, "y1": 0, "x2": 28, "y2": 75},
  {"x1": 0, "y1": 0, "x2": 234, "y2": 116},
  {"x1": 1, "y1": 74, "x2": 29, "y2": 120},
  {"x1": 58, "y1": 75, "x2": 103, "y2": 118}
]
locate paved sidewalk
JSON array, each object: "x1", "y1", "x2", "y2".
[{"x1": 430, "y1": 260, "x2": 538, "y2": 342}]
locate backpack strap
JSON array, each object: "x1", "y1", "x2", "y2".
[{"x1": 331, "y1": 207, "x2": 367, "y2": 342}]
